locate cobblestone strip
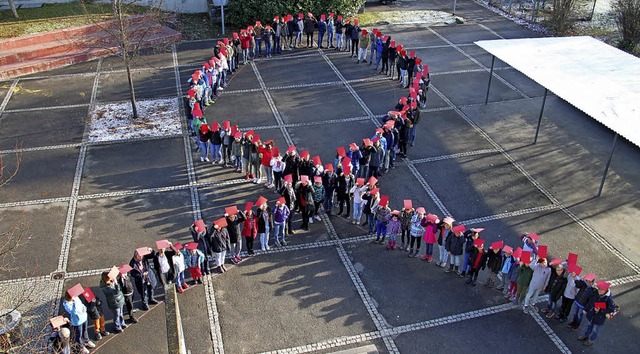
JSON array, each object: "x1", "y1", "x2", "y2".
[
  {"x1": 609, "y1": 273, "x2": 640, "y2": 287},
  {"x1": 459, "y1": 204, "x2": 560, "y2": 225},
  {"x1": 0, "y1": 197, "x2": 71, "y2": 209},
  {"x1": 530, "y1": 311, "x2": 573, "y2": 354},
  {"x1": 427, "y1": 27, "x2": 528, "y2": 99},
  {"x1": 251, "y1": 62, "x2": 294, "y2": 146},
  {"x1": 409, "y1": 149, "x2": 498, "y2": 164},
  {"x1": 57, "y1": 58, "x2": 102, "y2": 272},
  {"x1": 0, "y1": 143, "x2": 83, "y2": 154},
  {"x1": 203, "y1": 276, "x2": 225, "y2": 354},
  {"x1": 429, "y1": 83, "x2": 640, "y2": 274}
]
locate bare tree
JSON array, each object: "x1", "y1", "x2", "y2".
[
  {"x1": 614, "y1": 0, "x2": 640, "y2": 53},
  {"x1": 79, "y1": 0, "x2": 180, "y2": 119}
]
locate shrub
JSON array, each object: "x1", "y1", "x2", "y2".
[
  {"x1": 225, "y1": 0, "x2": 366, "y2": 27},
  {"x1": 544, "y1": 0, "x2": 578, "y2": 35},
  {"x1": 614, "y1": 0, "x2": 640, "y2": 53}
]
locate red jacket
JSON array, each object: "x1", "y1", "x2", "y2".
[
  {"x1": 241, "y1": 214, "x2": 258, "y2": 238},
  {"x1": 259, "y1": 146, "x2": 272, "y2": 167},
  {"x1": 240, "y1": 35, "x2": 251, "y2": 49}
]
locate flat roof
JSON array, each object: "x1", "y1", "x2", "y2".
[{"x1": 475, "y1": 36, "x2": 640, "y2": 148}]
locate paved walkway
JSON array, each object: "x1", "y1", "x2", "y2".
[{"x1": 1, "y1": 1, "x2": 639, "y2": 353}]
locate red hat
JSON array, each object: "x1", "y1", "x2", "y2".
[
  {"x1": 300, "y1": 150, "x2": 310, "y2": 159},
  {"x1": 362, "y1": 29, "x2": 368, "y2": 35},
  {"x1": 287, "y1": 145, "x2": 296, "y2": 153},
  {"x1": 537, "y1": 245, "x2": 548, "y2": 259},
  {"x1": 223, "y1": 38, "x2": 229, "y2": 46},
  {"x1": 424, "y1": 64, "x2": 430, "y2": 75},
  {"x1": 379, "y1": 195, "x2": 389, "y2": 207},
  {"x1": 225, "y1": 206, "x2": 238, "y2": 216},
  {"x1": 314, "y1": 176, "x2": 322, "y2": 184},
  {"x1": 300, "y1": 175, "x2": 310, "y2": 184},
  {"x1": 376, "y1": 32, "x2": 382, "y2": 38},
  {"x1": 312, "y1": 155, "x2": 322, "y2": 166},
  {"x1": 191, "y1": 104, "x2": 203, "y2": 118},
  {"x1": 416, "y1": 207, "x2": 426, "y2": 215},
  {"x1": 452, "y1": 225, "x2": 466, "y2": 234},
  {"x1": 568, "y1": 264, "x2": 583, "y2": 276},
  {"x1": 403, "y1": 200, "x2": 412, "y2": 209},
  {"x1": 324, "y1": 164, "x2": 334, "y2": 172},
  {"x1": 276, "y1": 196, "x2": 286, "y2": 205},
  {"x1": 396, "y1": 45, "x2": 403, "y2": 51},
  {"x1": 248, "y1": 25, "x2": 254, "y2": 31},
  {"x1": 521, "y1": 250, "x2": 532, "y2": 264},
  {"x1": 375, "y1": 127, "x2": 384, "y2": 134},
  {"x1": 356, "y1": 178, "x2": 365, "y2": 187},
  {"x1": 185, "y1": 242, "x2": 199, "y2": 250},
  {"x1": 373, "y1": 28, "x2": 378, "y2": 33},
  {"x1": 388, "y1": 110, "x2": 401, "y2": 118},
  {"x1": 231, "y1": 125, "x2": 238, "y2": 135},
  {"x1": 203, "y1": 62, "x2": 211, "y2": 69},
  {"x1": 274, "y1": 15, "x2": 279, "y2": 21},
  {"x1": 474, "y1": 238, "x2": 484, "y2": 247},
  {"x1": 191, "y1": 73, "x2": 200, "y2": 82},
  {"x1": 502, "y1": 245, "x2": 513, "y2": 254},
  {"x1": 528, "y1": 232, "x2": 540, "y2": 241},
  {"x1": 244, "y1": 202, "x2": 253, "y2": 211},
  {"x1": 442, "y1": 216, "x2": 455, "y2": 225},
  {"x1": 369, "y1": 188, "x2": 380, "y2": 195},
  {"x1": 491, "y1": 240, "x2": 504, "y2": 250},
  {"x1": 255, "y1": 196, "x2": 268, "y2": 206},
  {"x1": 567, "y1": 252, "x2": 579, "y2": 266},
  {"x1": 187, "y1": 88, "x2": 196, "y2": 98},
  {"x1": 349, "y1": 143, "x2": 359, "y2": 151},
  {"x1": 330, "y1": 12, "x2": 335, "y2": 17},
  {"x1": 281, "y1": 174, "x2": 292, "y2": 183},
  {"x1": 368, "y1": 176, "x2": 378, "y2": 186},
  {"x1": 410, "y1": 101, "x2": 418, "y2": 108},
  {"x1": 307, "y1": 12, "x2": 313, "y2": 17},
  {"x1": 337, "y1": 146, "x2": 347, "y2": 157},
  {"x1": 392, "y1": 210, "x2": 401, "y2": 216},
  {"x1": 583, "y1": 273, "x2": 597, "y2": 282}
]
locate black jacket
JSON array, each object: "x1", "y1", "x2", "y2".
[
  {"x1": 548, "y1": 272, "x2": 568, "y2": 301},
  {"x1": 485, "y1": 250, "x2": 503, "y2": 273},
  {"x1": 304, "y1": 18, "x2": 316, "y2": 34},
  {"x1": 256, "y1": 208, "x2": 273, "y2": 233},
  {"x1": 225, "y1": 212, "x2": 246, "y2": 243},
  {"x1": 445, "y1": 231, "x2": 465, "y2": 255},
  {"x1": 468, "y1": 247, "x2": 486, "y2": 271}
]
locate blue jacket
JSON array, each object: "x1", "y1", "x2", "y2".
[
  {"x1": 376, "y1": 38, "x2": 383, "y2": 53},
  {"x1": 317, "y1": 20, "x2": 326, "y2": 33},
  {"x1": 585, "y1": 291, "x2": 616, "y2": 326},
  {"x1": 183, "y1": 249, "x2": 205, "y2": 268},
  {"x1": 63, "y1": 297, "x2": 87, "y2": 327},
  {"x1": 370, "y1": 134, "x2": 387, "y2": 151}
]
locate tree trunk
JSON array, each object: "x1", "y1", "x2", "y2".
[
  {"x1": 8, "y1": 0, "x2": 19, "y2": 19},
  {"x1": 114, "y1": 0, "x2": 138, "y2": 118}
]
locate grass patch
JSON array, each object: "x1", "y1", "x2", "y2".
[{"x1": 0, "y1": 2, "x2": 155, "y2": 39}]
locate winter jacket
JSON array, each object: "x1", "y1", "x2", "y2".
[
  {"x1": 232, "y1": 139, "x2": 243, "y2": 157},
  {"x1": 100, "y1": 280, "x2": 125, "y2": 310},
  {"x1": 375, "y1": 206, "x2": 391, "y2": 223},
  {"x1": 335, "y1": 20, "x2": 343, "y2": 34},
  {"x1": 129, "y1": 256, "x2": 158, "y2": 294},
  {"x1": 312, "y1": 184, "x2": 325, "y2": 202},
  {"x1": 500, "y1": 255, "x2": 515, "y2": 274},
  {"x1": 362, "y1": 193, "x2": 379, "y2": 215},
  {"x1": 63, "y1": 297, "x2": 87, "y2": 327},
  {"x1": 445, "y1": 231, "x2": 465, "y2": 255},
  {"x1": 529, "y1": 263, "x2": 552, "y2": 291},
  {"x1": 409, "y1": 214, "x2": 426, "y2": 237},
  {"x1": 508, "y1": 263, "x2": 520, "y2": 282},
  {"x1": 183, "y1": 249, "x2": 205, "y2": 268},
  {"x1": 359, "y1": 33, "x2": 369, "y2": 49},
  {"x1": 190, "y1": 224, "x2": 211, "y2": 255},
  {"x1": 422, "y1": 222, "x2": 438, "y2": 244},
  {"x1": 386, "y1": 217, "x2": 402, "y2": 235},
  {"x1": 359, "y1": 146, "x2": 372, "y2": 165},
  {"x1": 118, "y1": 274, "x2": 135, "y2": 297},
  {"x1": 548, "y1": 272, "x2": 568, "y2": 302},
  {"x1": 585, "y1": 291, "x2": 616, "y2": 326},
  {"x1": 563, "y1": 274, "x2": 580, "y2": 299},
  {"x1": 280, "y1": 186, "x2": 297, "y2": 210},
  {"x1": 256, "y1": 208, "x2": 272, "y2": 233},
  {"x1": 468, "y1": 247, "x2": 486, "y2": 271},
  {"x1": 516, "y1": 265, "x2": 534, "y2": 287},
  {"x1": 317, "y1": 20, "x2": 326, "y2": 33},
  {"x1": 368, "y1": 146, "x2": 383, "y2": 167},
  {"x1": 272, "y1": 205, "x2": 290, "y2": 223},
  {"x1": 304, "y1": 18, "x2": 316, "y2": 34},
  {"x1": 210, "y1": 228, "x2": 231, "y2": 253},
  {"x1": 241, "y1": 213, "x2": 258, "y2": 238},
  {"x1": 225, "y1": 212, "x2": 246, "y2": 243},
  {"x1": 574, "y1": 281, "x2": 597, "y2": 307},
  {"x1": 85, "y1": 298, "x2": 103, "y2": 320},
  {"x1": 296, "y1": 183, "x2": 315, "y2": 208},
  {"x1": 486, "y1": 250, "x2": 503, "y2": 273}
]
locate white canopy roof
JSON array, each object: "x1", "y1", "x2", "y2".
[{"x1": 475, "y1": 36, "x2": 640, "y2": 148}]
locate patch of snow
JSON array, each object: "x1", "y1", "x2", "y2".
[
  {"x1": 368, "y1": 10, "x2": 457, "y2": 25},
  {"x1": 88, "y1": 98, "x2": 182, "y2": 143}
]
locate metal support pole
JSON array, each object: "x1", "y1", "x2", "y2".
[
  {"x1": 220, "y1": 5, "x2": 225, "y2": 35},
  {"x1": 597, "y1": 133, "x2": 619, "y2": 197},
  {"x1": 533, "y1": 88, "x2": 548, "y2": 144},
  {"x1": 453, "y1": 0, "x2": 457, "y2": 15},
  {"x1": 484, "y1": 55, "x2": 495, "y2": 105}
]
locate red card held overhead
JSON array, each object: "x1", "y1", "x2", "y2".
[
  {"x1": 50, "y1": 315, "x2": 66, "y2": 329},
  {"x1": 379, "y1": 195, "x2": 389, "y2": 207},
  {"x1": 549, "y1": 258, "x2": 562, "y2": 266},
  {"x1": 537, "y1": 245, "x2": 548, "y2": 259},
  {"x1": 118, "y1": 264, "x2": 133, "y2": 274},
  {"x1": 83, "y1": 287, "x2": 96, "y2": 302},
  {"x1": 67, "y1": 283, "x2": 84, "y2": 298},
  {"x1": 521, "y1": 250, "x2": 531, "y2": 264},
  {"x1": 136, "y1": 247, "x2": 152, "y2": 257},
  {"x1": 337, "y1": 146, "x2": 346, "y2": 157},
  {"x1": 225, "y1": 206, "x2": 238, "y2": 216},
  {"x1": 567, "y1": 253, "x2": 579, "y2": 266},
  {"x1": 156, "y1": 240, "x2": 171, "y2": 250},
  {"x1": 403, "y1": 199, "x2": 412, "y2": 210}
]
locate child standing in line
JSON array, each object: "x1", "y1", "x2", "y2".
[
  {"x1": 505, "y1": 248, "x2": 522, "y2": 300},
  {"x1": 420, "y1": 213, "x2": 439, "y2": 262},
  {"x1": 373, "y1": 196, "x2": 391, "y2": 244},
  {"x1": 99, "y1": 272, "x2": 125, "y2": 334},
  {"x1": 171, "y1": 243, "x2": 188, "y2": 293},
  {"x1": 231, "y1": 132, "x2": 243, "y2": 172},
  {"x1": 84, "y1": 288, "x2": 109, "y2": 340},
  {"x1": 515, "y1": 251, "x2": 534, "y2": 305},
  {"x1": 436, "y1": 217, "x2": 454, "y2": 267},
  {"x1": 497, "y1": 245, "x2": 515, "y2": 292},
  {"x1": 116, "y1": 266, "x2": 138, "y2": 323},
  {"x1": 485, "y1": 241, "x2": 504, "y2": 288},
  {"x1": 461, "y1": 228, "x2": 482, "y2": 276},
  {"x1": 400, "y1": 205, "x2": 414, "y2": 251},
  {"x1": 465, "y1": 238, "x2": 486, "y2": 286},
  {"x1": 349, "y1": 178, "x2": 367, "y2": 224},
  {"x1": 184, "y1": 242, "x2": 205, "y2": 284},
  {"x1": 385, "y1": 210, "x2": 402, "y2": 250},
  {"x1": 241, "y1": 202, "x2": 258, "y2": 255},
  {"x1": 408, "y1": 207, "x2": 426, "y2": 257}
]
